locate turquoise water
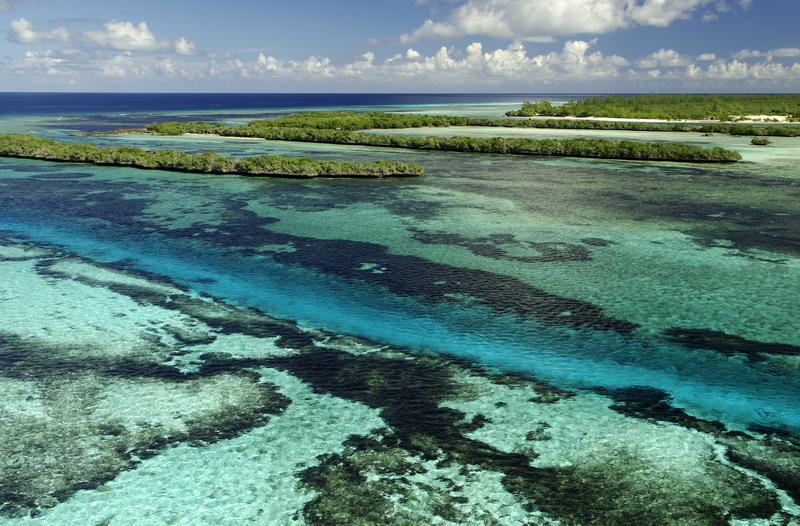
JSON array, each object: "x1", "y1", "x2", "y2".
[{"x1": 1, "y1": 96, "x2": 799, "y2": 524}]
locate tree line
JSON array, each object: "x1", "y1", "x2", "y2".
[
  {"x1": 506, "y1": 94, "x2": 800, "y2": 121},
  {"x1": 145, "y1": 118, "x2": 742, "y2": 162},
  {"x1": 0, "y1": 133, "x2": 424, "y2": 178},
  {"x1": 141, "y1": 109, "x2": 800, "y2": 138}
]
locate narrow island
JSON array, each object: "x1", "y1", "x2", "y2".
[
  {"x1": 505, "y1": 94, "x2": 800, "y2": 137},
  {"x1": 82, "y1": 111, "x2": 744, "y2": 163},
  {"x1": 0, "y1": 132, "x2": 424, "y2": 178},
  {"x1": 506, "y1": 93, "x2": 800, "y2": 120}
]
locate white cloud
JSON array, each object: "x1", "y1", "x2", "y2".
[
  {"x1": 682, "y1": 58, "x2": 799, "y2": 80},
  {"x1": 6, "y1": 36, "x2": 800, "y2": 91},
  {"x1": 83, "y1": 21, "x2": 171, "y2": 51},
  {"x1": 13, "y1": 48, "x2": 92, "y2": 79},
  {"x1": 96, "y1": 53, "x2": 194, "y2": 78},
  {"x1": 174, "y1": 37, "x2": 198, "y2": 56},
  {"x1": 8, "y1": 18, "x2": 199, "y2": 55},
  {"x1": 734, "y1": 47, "x2": 800, "y2": 61},
  {"x1": 637, "y1": 48, "x2": 690, "y2": 68},
  {"x1": 768, "y1": 48, "x2": 800, "y2": 58},
  {"x1": 733, "y1": 49, "x2": 761, "y2": 60},
  {"x1": 246, "y1": 39, "x2": 628, "y2": 86},
  {"x1": 10, "y1": 18, "x2": 70, "y2": 44},
  {"x1": 701, "y1": 11, "x2": 718, "y2": 21},
  {"x1": 21, "y1": 50, "x2": 69, "y2": 76},
  {"x1": 706, "y1": 59, "x2": 748, "y2": 78},
  {"x1": 739, "y1": 0, "x2": 752, "y2": 8},
  {"x1": 629, "y1": 0, "x2": 713, "y2": 26},
  {"x1": 398, "y1": 0, "x2": 714, "y2": 42}
]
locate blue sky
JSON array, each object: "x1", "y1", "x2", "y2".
[{"x1": 1, "y1": 0, "x2": 799, "y2": 92}]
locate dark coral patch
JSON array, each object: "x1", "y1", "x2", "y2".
[
  {"x1": 664, "y1": 328, "x2": 800, "y2": 361},
  {"x1": 594, "y1": 385, "x2": 729, "y2": 435},
  {"x1": 580, "y1": 237, "x2": 617, "y2": 247},
  {"x1": 598, "y1": 187, "x2": 800, "y2": 257},
  {"x1": 0, "y1": 328, "x2": 290, "y2": 518},
  {"x1": 275, "y1": 347, "x2": 779, "y2": 525},
  {"x1": 267, "y1": 234, "x2": 628, "y2": 332},
  {"x1": 725, "y1": 433, "x2": 800, "y2": 503},
  {"x1": 410, "y1": 227, "x2": 591, "y2": 263}
]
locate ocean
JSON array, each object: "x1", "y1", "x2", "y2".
[{"x1": 1, "y1": 93, "x2": 798, "y2": 525}]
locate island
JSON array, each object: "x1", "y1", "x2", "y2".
[
  {"x1": 505, "y1": 94, "x2": 800, "y2": 138},
  {"x1": 0, "y1": 132, "x2": 424, "y2": 178},
  {"x1": 81, "y1": 111, "x2": 744, "y2": 163}
]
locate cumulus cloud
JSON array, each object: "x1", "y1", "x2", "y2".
[
  {"x1": 82, "y1": 21, "x2": 171, "y2": 51},
  {"x1": 13, "y1": 48, "x2": 93, "y2": 79},
  {"x1": 733, "y1": 47, "x2": 800, "y2": 61},
  {"x1": 684, "y1": 58, "x2": 799, "y2": 81},
  {"x1": 637, "y1": 48, "x2": 690, "y2": 68},
  {"x1": 97, "y1": 53, "x2": 195, "y2": 78},
  {"x1": 5, "y1": 34, "x2": 800, "y2": 90},
  {"x1": 397, "y1": 0, "x2": 714, "y2": 42},
  {"x1": 733, "y1": 49, "x2": 761, "y2": 60},
  {"x1": 174, "y1": 37, "x2": 197, "y2": 56},
  {"x1": 8, "y1": 18, "x2": 199, "y2": 55},
  {"x1": 246, "y1": 39, "x2": 628, "y2": 86},
  {"x1": 768, "y1": 47, "x2": 800, "y2": 58},
  {"x1": 10, "y1": 18, "x2": 70, "y2": 44}
]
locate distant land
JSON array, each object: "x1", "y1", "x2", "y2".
[
  {"x1": 506, "y1": 93, "x2": 800, "y2": 122},
  {"x1": 79, "y1": 111, "x2": 744, "y2": 163}
]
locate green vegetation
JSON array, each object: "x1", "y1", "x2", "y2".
[
  {"x1": 751, "y1": 137, "x2": 771, "y2": 145},
  {"x1": 0, "y1": 132, "x2": 424, "y2": 178},
  {"x1": 506, "y1": 94, "x2": 800, "y2": 121},
  {"x1": 138, "y1": 109, "x2": 800, "y2": 138},
  {"x1": 501, "y1": 116, "x2": 800, "y2": 136},
  {"x1": 140, "y1": 113, "x2": 742, "y2": 163},
  {"x1": 149, "y1": 110, "x2": 800, "y2": 135}
]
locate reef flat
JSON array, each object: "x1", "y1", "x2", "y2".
[{"x1": 1, "y1": 236, "x2": 798, "y2": 525}]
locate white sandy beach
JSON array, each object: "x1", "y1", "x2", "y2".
[{"x1": 510, "y1": 114, "x2": 792, "y2": 124}]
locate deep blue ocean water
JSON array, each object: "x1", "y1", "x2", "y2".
[{"x1": 0, "y1": 92, "x2": 589, "y2": 115}]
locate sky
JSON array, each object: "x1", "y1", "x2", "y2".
[{"x1": 1, "y1": 0, "x2": 799, "y2": 92}]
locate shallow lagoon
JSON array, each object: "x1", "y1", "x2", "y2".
[{"x1": 1, "y1": 96, "x2": 799, "y2": 524}]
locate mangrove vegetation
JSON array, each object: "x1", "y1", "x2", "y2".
[
  {"x1": 506, "y1": 94, "x2": 800, "y2": 121},
  {"x1": 0, "y1": 132, "x2": 424, "y2": 178},
  {"x1": 138, "y1": 114, "x2": 743, "y2": 162},
  {"x1": 91, "y1": 109, "x2": 800, "y2": 139},
  {"x1": 136, "y1": 110, "x2": 800, "y2": 136}
]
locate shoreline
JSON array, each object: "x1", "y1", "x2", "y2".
[{"x1": 509, "y1": 114, "x2": 793, "y2": 124}]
